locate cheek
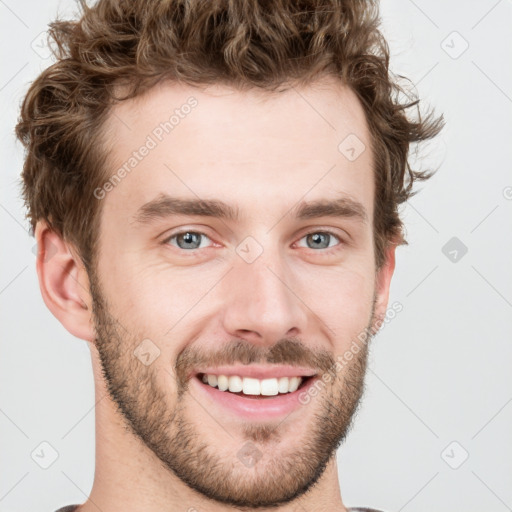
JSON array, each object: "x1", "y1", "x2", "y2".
[
  {"x1": 94, "y1": 258, "x2": 167, "y2": 351},
  {"x1": 295, "y1": 264, "x2": 375, "y2": 335},
  {"x1": 98, "y1": 256, "x2": 220, "y2": 355}
]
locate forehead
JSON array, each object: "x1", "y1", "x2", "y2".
[{"x1": 101, "y1": 78, "x2": 374, "y2": 225}]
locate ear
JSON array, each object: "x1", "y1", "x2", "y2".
[
  {"x1": 34, "y1": 220, "x2": 95, "y2": 342},
  {"x1": 372, "y1": 241, "x2": 397, "y2": 333}
]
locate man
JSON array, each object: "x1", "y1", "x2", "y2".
[{"x1": 16, "y1": 0, "x2": 442, "y2": 510}]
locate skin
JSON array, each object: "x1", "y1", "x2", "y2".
[{"x1": 35, "y1": 77, "x2": 396, "y2": 512}]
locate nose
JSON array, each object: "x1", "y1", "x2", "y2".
[{"x1": 220, "y1": 244, "x2": 308, "y2": 346}]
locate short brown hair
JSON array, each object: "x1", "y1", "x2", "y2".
[{"x1": 16, "y1": 0, "x2": 443, "y2": 273}]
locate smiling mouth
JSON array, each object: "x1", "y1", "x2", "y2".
[{"x1": 196, "y1": 373, "x2": 313, "y2": 399}]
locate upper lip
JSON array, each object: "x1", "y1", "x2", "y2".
[{"x1": 193, "y1": 364, "x2": 318, "y2": 380}]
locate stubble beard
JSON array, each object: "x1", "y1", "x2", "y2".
[{"x1": 88, "y1": 270, "x2": 375, "y2": 508}]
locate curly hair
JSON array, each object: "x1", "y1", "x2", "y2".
[{"x1": 15, "y1": 0, "x2": 443, "y2": 273}]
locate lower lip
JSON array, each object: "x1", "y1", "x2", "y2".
[{"x1": 190, "y1": 376, "x2": 316, "y2": 421}]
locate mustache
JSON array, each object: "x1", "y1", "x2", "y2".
[{"x1": 175, "y1": 338, "x2": 335, "y2": 386}]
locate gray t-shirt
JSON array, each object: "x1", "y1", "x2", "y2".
[{"x1": 55, "y1": 507, "x2": 388, "y2": 512}]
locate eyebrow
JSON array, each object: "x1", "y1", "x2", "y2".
[{"x1": 132, "y1": 193, "x2": 368, "y2": 226}]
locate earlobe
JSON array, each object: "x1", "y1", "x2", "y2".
[{"x1": 34, "y1": 221, "x2": 96, "y2": 342}]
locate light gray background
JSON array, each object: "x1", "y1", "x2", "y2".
[{"x1": 1, "y1": 1, "x2": 511, "y2": 511}]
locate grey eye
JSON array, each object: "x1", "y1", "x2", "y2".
[
  {"x1": 301, "y1": 232, "x2": 339, "y2": 250},
  {"x1": 167, "y1": 231, "x2": 211, "y2": 250}
]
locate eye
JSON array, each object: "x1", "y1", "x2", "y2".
[
  {"x1": 163, "y1": 230, "x2": 213, "y2": 250},
  {"x1": 296, "y1": 230, "x2": 342, "y2": 251},
  {"x1": 162, "y1": 229, "x2": 344, "y2": 253}
]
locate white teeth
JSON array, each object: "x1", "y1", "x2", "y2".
[
  {"x1": 243, "y1": 377, "x2": 261, "y2": 395},
  {"x1": 217, "y1": 375, "x2": 229, "y2": 391},
  {"x1": 200, "y1": 373, "x2": 305, "y2": 395},
  {"x1": 228, "y1": 375, "x2": 243, "y2": 393},
  {"x1": 277, "y1": 377, "x2": 289, "y2": 394},
  {"x1": 288, "y1": 377, "x2": 301, "y2": 392},
  {"x1": 260, "y1": 378, "x2": 279, "y2": 396}
]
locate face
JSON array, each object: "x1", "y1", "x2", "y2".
[{"x1": 90, "y1": 78, "x2": 385, "y2": 508}]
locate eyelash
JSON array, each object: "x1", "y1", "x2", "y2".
[{"x1": 162, "y1": 228, "x2": 344, "y2": 255}]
